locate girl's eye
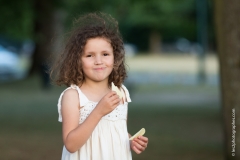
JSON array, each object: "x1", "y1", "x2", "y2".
[
  {"x1": 86, "y1": 55, "x2": 92, "y2": 57},
  {"x1": 103, "y1": 53, "x2": 109, "y2": 56}
]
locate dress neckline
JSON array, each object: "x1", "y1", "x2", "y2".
[{"x1": 71, "y1": 84, "x2": 127, "y2": 105}]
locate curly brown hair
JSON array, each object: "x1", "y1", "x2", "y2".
[{"x1": 50, "y1": 12, "x2": 127, "y2": 88}]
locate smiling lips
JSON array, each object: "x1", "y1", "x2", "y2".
[{"x1": 94, "y1": 67, "x2": 106, "y2": 70}]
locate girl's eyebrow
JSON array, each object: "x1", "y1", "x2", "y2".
[
  {"x1": 84, "y1": 51, "x2": 95, "y2": 54},
  {"x1": 83, "y1": 51, "x2": 96, "y2": 55},
  {"x1": 85, "y1": 50, "x2": 112, "y2": 54},
  {"x1": 101, "y1": 50, "x2": 112, "y2": 52}
]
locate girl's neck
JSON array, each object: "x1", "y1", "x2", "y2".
[
  {"x1": 80, "y1": 79, "x2": 110, "y2": 102},
  {"x1": 80, "y1": 79, "x2": 110, "y2": 93}
]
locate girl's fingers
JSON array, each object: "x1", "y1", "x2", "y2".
[
  {"x1": 132, "y1": 140, "x2": 145, "y2": 152},
  {"x1": 110, "y1": 94, "x2": 120, "y2": 103},
  {"x1": 131, "y1": 136, "x2": 149, "y2": 154},
  {"x1": 108, "y1": 91, "x2": 117, "y2": 98},
  {"x1": 133, "y1": 138, "x2": 147, "y2": 148},
  {"x1": 109, "y1": 93, "x2": 119, "y2": 100},
  {"x1": 138, "y1": 136, "x2": 148, "y2": 143},
  {"x1": 132, "y1": 145, "x2": 141, "y2": 154}
]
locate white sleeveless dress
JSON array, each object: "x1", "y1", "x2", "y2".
[{"x1": 57, "y1": 84, "x2": 132, "y2": 160}]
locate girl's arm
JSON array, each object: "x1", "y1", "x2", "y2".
[{"x1": 61, "y1": 89, "x2": 120, "y2": 153}]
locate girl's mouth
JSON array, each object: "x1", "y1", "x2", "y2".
[{"x1": 94, "y1": 67, "x2": 105, "y2": 70}]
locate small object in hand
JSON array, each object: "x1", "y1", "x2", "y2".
[
  {"x1": 111, "y1": 82, "x2": 123, "y2": 99},
  {"x1": 129, "y1": 128, "x2": 146, "y2": 140}
]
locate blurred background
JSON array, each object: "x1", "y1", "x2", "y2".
[{"x1": 0, "y1": 0, "x2": 239, "y2": 159}]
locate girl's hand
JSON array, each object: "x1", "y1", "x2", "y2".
[
  {"x1": 130, "y1": 136, "x2": 148, "y2": 154},
  {"x1": 95, "y1": 91, "x2": 120, "y2": 117}
]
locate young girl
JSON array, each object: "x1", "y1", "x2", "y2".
[{"x1": 51, "y1": 12, "x2": 148, "y2": 160}]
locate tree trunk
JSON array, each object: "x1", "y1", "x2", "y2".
[
  {"x1": 32, "y1": 0, "x2": 55, "y2": 68},
  {"x1": 30, "y1": 0, "x2": 55, "y2": 88},
  {"x1": 214, "y1": 0, "x2": 240, "y2": 159},
  {"x1": 149, "y1": 30, "x2": 161, "y2": 54},
  {"x1": 51, "y1": 10, "x2": 66, "y2": 57}
]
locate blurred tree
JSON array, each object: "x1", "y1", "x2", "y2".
[
  {"x1": 63, "y1": 0, "x2": 130, "y2": 30},
  {"x1": 196, "y1": 0, "x2": 208, "y2": 84},
  {"x1": 31, "y1": 0, "x2": 56, "y2": 88},
  {"x1": 214, "y1": 0, "x2": 240, "y2": 159},
  {"x1": 125, "y1": 0, "x2": 195, "y2": 53},
  {"x1": 64, "y1": 0, "x2": 197, "y2": 52},
  {"x1": 31, "y1": 0, "x2": 64, "y2": 88},
  {"x1": 0, "y1": 0, "x2": 33, "y2": 39},
  {"x1": 0, "y1": 0, "x2": 199, "y2": 54},
  {"x1": 0, "y1": 0, "x2": 65, "y2": 88}
]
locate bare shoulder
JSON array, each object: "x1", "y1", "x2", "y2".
[
  {"x1": 61, "y1": 88, "x2": 80, "y2": 110},
  {"x1": 62, "y1": 88, "x2": 79, "y2": 99}
]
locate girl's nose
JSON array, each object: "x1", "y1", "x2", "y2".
[{"x1": 94, "y1": 55, "x2": 103, "y2": 65}]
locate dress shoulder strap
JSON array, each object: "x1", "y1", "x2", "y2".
[
  {"x1": 121, "y1": 84, "x2": 132, "y2": 102},
  {"x1": 57, "y1": 84, "x2": 89, "y2": 122}
]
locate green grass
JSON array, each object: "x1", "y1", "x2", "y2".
[{"x1": 0, "y1": 74, "x2": 224, "y2": 160}]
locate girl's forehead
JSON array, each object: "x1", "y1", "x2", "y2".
[
  {"x1": 84, "y1": 37, "x2": 112, "y2": 49},
  {"x1": 82, "y1": 37, "x2": 113, "y2": 53},
  {"x1": 86, "y1": 37, "x2": 111, "y2": 43}
]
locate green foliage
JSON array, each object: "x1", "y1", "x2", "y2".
[
  {"x1": 125, "y1": 0, "x2": 196, "y2": 34},
  {"x1": 0, "y1": 0, "x2": 34, "y2": 40},
  {"x1": 63, "y1": 0, "x2": 130, "y2": 30},
  {"x1": 0, "y1": 0, "x2": 200, "y2": 49},
  {"x1": 0, "y1": 0, "x2": 64, "y2": 40},
  {"x1": 63, "y1": 0, "x2": 197, "y2": 51}
]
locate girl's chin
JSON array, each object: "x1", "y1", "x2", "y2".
[
  {"x1": 84, "y1": 73, "x2": 111, "y2": 82},
  {"x1": 90, "y1": 76, "x2": 109, "y2": 82}
]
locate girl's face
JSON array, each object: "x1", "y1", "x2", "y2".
[{"x1": 81, "y1": 37, "x2": 114, "y2": 83}]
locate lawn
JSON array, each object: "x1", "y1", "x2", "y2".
[{"x1": 0, "y1": 74, "x2": 223, "y2": 160}]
